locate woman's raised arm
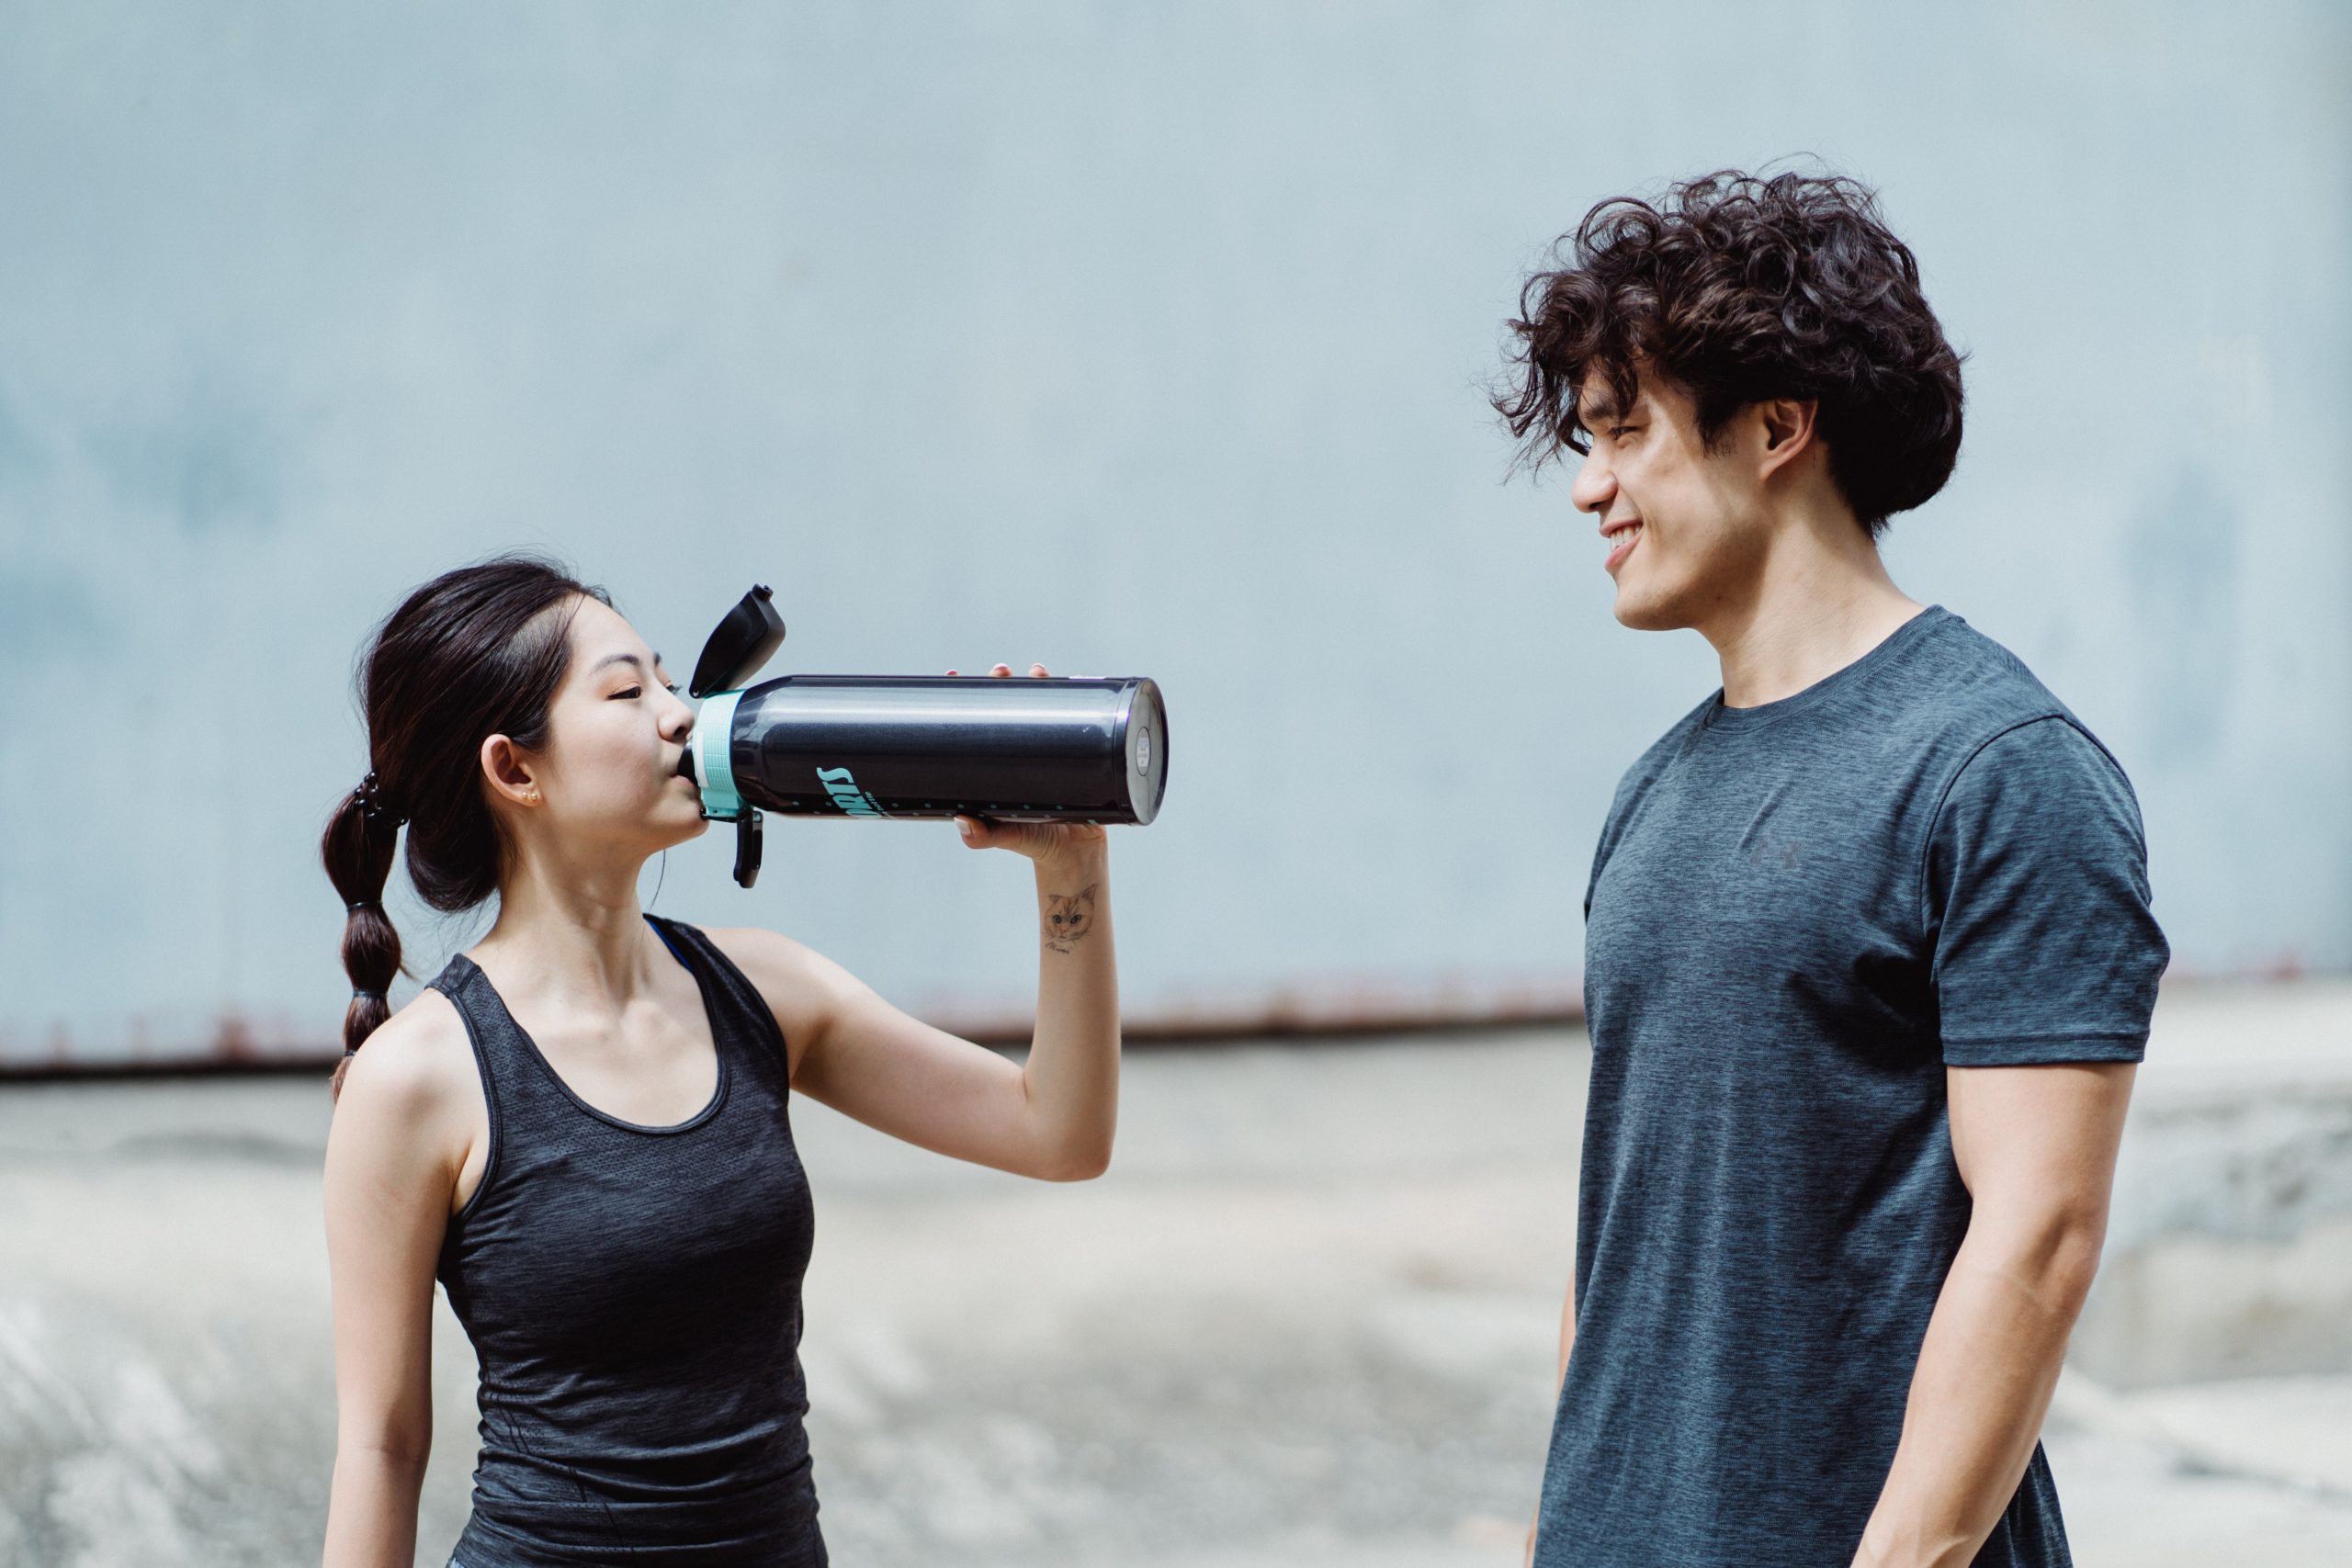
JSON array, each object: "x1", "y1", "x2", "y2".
[{"x1": 715, "y1": 660, "x2": 1121, "y2": 1182}]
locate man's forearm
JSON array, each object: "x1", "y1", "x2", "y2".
[
  {"x1": 1554, "y1": 1278, "x2": 1577, "y2": 1389},
  {"x1": 1850, "y1": 1221, "x2": 2097, "y2": 1567},
  {"x1": 1526, "y1": 1279, "x2": 1577, "y2": 1567}
]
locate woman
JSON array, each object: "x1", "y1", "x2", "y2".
[{"x1": 319, "y1": 555, "x2": 1120, "y2": 1567}]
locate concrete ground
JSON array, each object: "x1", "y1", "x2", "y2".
[{"x1": 2, "y1": 989, "x2": 2349, "y2": 1566}]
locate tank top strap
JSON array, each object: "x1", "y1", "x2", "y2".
[
  {"x1": 643, "y1": 916, "x2": 794, "y2": 1077},
  {"x1": 424, "y1": 950, "x2": 548, "y2": 1121}
]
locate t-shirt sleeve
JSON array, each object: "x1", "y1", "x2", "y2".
[{"x1": 1924, "y1": 716, "x2": 2169, "y2": 1066}]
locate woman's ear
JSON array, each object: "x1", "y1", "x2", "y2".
[{"x1": 481, "y1": 734, "x2": 542, "y2": 807}]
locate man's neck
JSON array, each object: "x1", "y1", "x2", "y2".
[{"x1": 1698, "y1": 511, "x2": 1925, "y2": 709}]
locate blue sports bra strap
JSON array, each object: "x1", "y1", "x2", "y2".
[
  {"x1": 646, "y1": 913, "x2": 691, "y2": 968},
  {"x1": 644, "y1": 917, "x2": 793, "y2": 1069}
]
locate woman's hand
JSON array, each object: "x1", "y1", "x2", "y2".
[{"x1": 943, "y1": 662, "x2": 1112, "y2": 869}]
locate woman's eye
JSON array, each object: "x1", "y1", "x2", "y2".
[{"x1": 612, "y1": 686, "x2": 642, "y2": 700}]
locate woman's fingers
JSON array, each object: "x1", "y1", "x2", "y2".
[
  {"x1": 956, "y1": 815, "x2": 1035, "y2": 852},
  {"x1": 948, "y1": 661, "x2": 1073, "y2": 856},
  {"x1": 957, "y1": 813, "x2": 1103, "y2": 863}
]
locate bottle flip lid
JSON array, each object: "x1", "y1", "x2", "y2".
[{"x1": 689, "y1": 584, "x2": 786, "y2": 697}]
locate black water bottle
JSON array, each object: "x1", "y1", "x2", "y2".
[{"x1": 677, "y1": 586, "x2": 1170, "y2": 887}]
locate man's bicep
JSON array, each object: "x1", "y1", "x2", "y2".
[{"x1": 1946, "y1": 1061, "x2": 2136, "y2": 1214}]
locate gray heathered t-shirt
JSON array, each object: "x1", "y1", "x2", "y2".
[{"x1": 1533, "y1": 607, "x2": 2167, "y2": 1568}]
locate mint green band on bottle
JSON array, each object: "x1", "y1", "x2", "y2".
[{"x1": 692, "y1": 689, "x2": 746, "y2": 820}]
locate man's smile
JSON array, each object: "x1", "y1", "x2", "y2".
[{"x1": 1602, "y1": 517, "x2": 1645, "y2": 573}]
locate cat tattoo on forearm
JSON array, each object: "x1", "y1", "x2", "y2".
[{"x1": 1043, "y1": 885, "x2": 1100, "y2": 953}]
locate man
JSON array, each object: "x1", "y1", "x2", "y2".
[{"x1": 1498, "y1": 171, "x2": 2167, "y2": 1566}]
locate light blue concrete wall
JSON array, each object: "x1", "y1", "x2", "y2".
[{"x1": 2, "y1": 2, "x2": 2346, "y2": 1061}]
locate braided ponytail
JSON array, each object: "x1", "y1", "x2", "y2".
[
  {"x1": 322, "y1": 773, "x2": 404, "y2": 1097},
  {"x1": 322, "y1": 553, "x2": 606, "y2": 1098}
]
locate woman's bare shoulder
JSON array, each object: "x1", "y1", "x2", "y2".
[
  {"x1": 323, "y1": 988, "x2": 481, "y2": 1251},
  {"x1": 691, "y1": 925, "x2": 865, "y2": 1055},
  {"x1": 334, "y1": 987, "x2": 478, "y2": 1124},
  {"x1": 695, "y1": 924, "x2": 866, "y2": 1000},
  {"x1": 697, "y1": 923, "x2": 816, "y2": 977}
]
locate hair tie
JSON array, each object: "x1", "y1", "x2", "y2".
[
  {"x1": 352, "y1": 988, "x2": 387, "y2": 1002},
  {"x1": 345, "y1": 899, "x2": 380, "y2": 914},
  {"x1": 355, "y1": 769, "x2": 408, "y2": 829}
]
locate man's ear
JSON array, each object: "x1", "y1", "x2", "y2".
[{"x1": 1756, "y1": 398, "x2": 1820, "y2": 479}]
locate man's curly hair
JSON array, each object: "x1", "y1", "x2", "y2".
[{"x1": 1496, "y1": 169, "x2": 1965, "y2": 537}]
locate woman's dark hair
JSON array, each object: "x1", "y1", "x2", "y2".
[
  {"x1": 1495, "y1": 168, "x2": 1965, "y2": 537},
  {"x1": 322, "y1": 553, "x2": 610, "y2": 1094}
]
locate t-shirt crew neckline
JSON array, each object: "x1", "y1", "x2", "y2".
[{"x1": 1700, "y1": 605, "x2": 1950, "y2": 733}]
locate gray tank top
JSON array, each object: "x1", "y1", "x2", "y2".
[{"x1": 430, "y1": 916, "x2": 823, "y2": 1566}]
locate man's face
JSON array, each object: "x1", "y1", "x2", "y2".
[{"x1": 1569, "y1": 376, "x2": 1767, "y2": 631}]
